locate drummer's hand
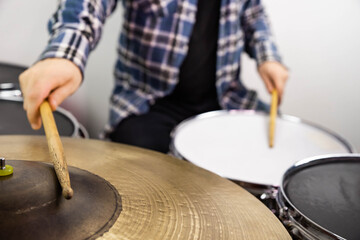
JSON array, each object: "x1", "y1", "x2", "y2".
[
  {"x1": 258, "y1": 61, "x2": 289, "y2": 104},
  {"x1": 19, "y1": 58, "x2": 82, "y2": 130}
]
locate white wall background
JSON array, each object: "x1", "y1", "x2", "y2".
[{"x1": 0, "y1": 0, "x2": 359, "y2": 152}]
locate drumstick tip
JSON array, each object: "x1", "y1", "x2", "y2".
[{"x1": 63, "y1": 187, "x2": 74, "y2": 200}]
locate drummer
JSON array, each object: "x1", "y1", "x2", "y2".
[{"x1": 19, "y1": 0, "x2": 289, "y2": 153}]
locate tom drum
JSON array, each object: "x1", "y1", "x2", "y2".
[{"x1": 170, "y1": 110, "x2": 354, "y2": 209}]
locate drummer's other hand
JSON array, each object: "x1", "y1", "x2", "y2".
[
  {"x1": 258, "y1": 61, "x2": 289, "y2": 104},
  {"x1": 19, "y1": 58, "x2": 82, "y2": 130}
]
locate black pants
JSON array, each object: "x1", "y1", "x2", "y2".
[{"x1": 109, "y1": 98, "x2": 220, "y2": 153}]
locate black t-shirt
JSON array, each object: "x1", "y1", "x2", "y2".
[{"x1": 163, "y1": 0, "x2": 221, "y2": 113}]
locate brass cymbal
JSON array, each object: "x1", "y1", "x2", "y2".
[{"x1": 0, "y1": 135, "x2": 291, "y2": 239}]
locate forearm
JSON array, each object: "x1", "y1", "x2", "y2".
[
  {"x1": 39, "y1": 0, "x2": 118, "y2": 75},
  {"x1": 241, "y1": 0, "x2": 281, "y2": 66}
]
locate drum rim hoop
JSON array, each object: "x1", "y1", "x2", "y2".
[
  {"x1": 170, "y1": 110, "x2": 356, "y2": 155},
  {"x1": 277, "y1": 153, "x2": 360, "y2": 239}
]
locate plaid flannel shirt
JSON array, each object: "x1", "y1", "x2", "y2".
[{"x1": 39, "y1": 0, "x2": 282, "y2": 135}]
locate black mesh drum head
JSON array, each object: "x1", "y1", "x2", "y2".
[{"x1": 280, "y1": 155, "x2": 360, "y2": 239}]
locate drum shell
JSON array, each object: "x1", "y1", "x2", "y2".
[
  {"x1": 277, "y1": 154, "x2": 360, "y2": 240},
  {"x1": 0, "y1": 96, "x2": 88, "y2": 138},
  {"x1": 170, "y1": 110, "x2": 355, "y2": 211}
]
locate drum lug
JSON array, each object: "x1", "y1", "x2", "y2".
[
  {"x1": 278, "y1": 206, "x2": 289, "y2": 221},
  {"x1": 260, "y1": 189, "x2": 279, "y2": 214},
  {"x1": 279, "y1": 205, "x2": 302, "y2": 220},
  {"x1": 260, "y1": 188, "x2": 278, "y2": 201},
  {"x1": 279, "y1": 206, "x2": 299, "y2": 226},
  {"x1": 279, "y1": 206, "x2": 319, "y2": 239},
  {"x1": 278, "y1": 207, "x2": 300, "y2": 237}
]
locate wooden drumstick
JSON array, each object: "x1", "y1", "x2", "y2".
[
  {"x1": 40, "y1": 100, "x2": 73, "y2": 199},
  {"x1": 269, "y1": 90, "x2": 278, "y2": 148}
]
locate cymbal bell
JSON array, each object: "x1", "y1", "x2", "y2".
[{"x1": 0, "y1": 135, "x2": 291, "y2": 239}]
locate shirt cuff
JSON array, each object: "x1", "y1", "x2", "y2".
[
  {"x1": 38, "y1": 28, "x2": 91, "y2": 77},
  {"x1": 254, "y1": 40, "x2": 282, "y2": 66}
]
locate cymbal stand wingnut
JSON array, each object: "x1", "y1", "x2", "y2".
[
  {"x1": 1, "y1": 157, "x2": 5, "y2": 170},
  {"x1": 0, "y1": 157, "x2": 13, "y2": 177}
]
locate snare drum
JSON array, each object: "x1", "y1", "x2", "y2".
[
  {"x1": 170, "y1": 111, "x2": 354, "y2": 208},
  {"x1": 277, "y1": 154, "x2": 360, "y2": 239},
  {"x1": 0, "y1": 97, "x2": 88, "y2": 138}
]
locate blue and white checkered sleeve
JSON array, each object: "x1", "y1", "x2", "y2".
[
  {"x1": 241, "y1": 0, "x2": 282, "y2": 66},
  {"x1": 39, "y1": 0, "x2": 118, "y2": 76}
]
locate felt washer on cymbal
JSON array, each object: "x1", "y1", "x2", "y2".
[
  {"x1": 0, "y1": 160, "x2": 122, "y2": 240},
  {"x1": 0, "y1": 165, "x2": 13, "y2": 176}
]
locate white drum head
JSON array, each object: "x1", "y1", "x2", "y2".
[{"x1": 171, "y1": 111, "x2": 353, "y2": 187}]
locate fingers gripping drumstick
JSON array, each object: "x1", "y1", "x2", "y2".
[{"x1": 40, "y1": 100, "x2": 73, "y2": 199}]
